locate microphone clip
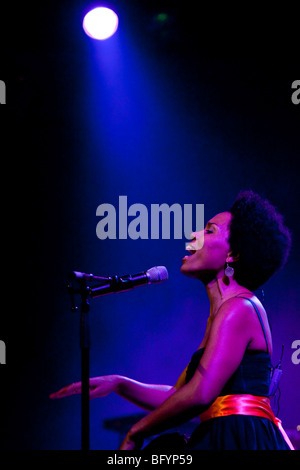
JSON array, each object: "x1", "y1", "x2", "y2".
[{"x1": 67, "y1": 271, "x2": 109, "y2": 313}]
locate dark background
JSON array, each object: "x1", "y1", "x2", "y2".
[{"x1": 0, "y1": 1, "x2": 299, "y2": 450}]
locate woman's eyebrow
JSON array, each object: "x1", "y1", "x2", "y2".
[{"x1": 206, "y1": 222, "x2": 219, "y2": 227}]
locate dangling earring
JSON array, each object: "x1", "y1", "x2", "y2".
[{"x1": 225, "y1": 262, "x2": 234, "y2": 277}]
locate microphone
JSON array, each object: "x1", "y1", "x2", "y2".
[{"x1": 89, "y1": 266, "x2": 168, "y2": 298}]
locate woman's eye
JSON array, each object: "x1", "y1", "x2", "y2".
[{"x1": 205, "y1": 229, "x2": 213, "y2": 233}]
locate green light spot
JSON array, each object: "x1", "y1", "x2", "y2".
[{"x1": 156, "y1": 13, "x2": 168, "y2": 23}]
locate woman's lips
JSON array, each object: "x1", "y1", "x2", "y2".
[{"x1": 182, "y1": 249, "x2": 197, "y2": 262}]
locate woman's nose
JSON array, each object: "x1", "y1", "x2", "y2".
[
  {"x1": 189, "y1": 231, "x2": 204, "y2": 250},
  {"x1": 190, "y1": 231, "x2": 203, "y2": 239}
]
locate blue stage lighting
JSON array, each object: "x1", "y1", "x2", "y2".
[{"x1": 83, "y1": 7, "x2": 119, "y2": 40}]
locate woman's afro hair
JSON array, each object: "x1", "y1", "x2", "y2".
[{"x1": 228, "y1": 190, "x2": 292, "y2": 291}]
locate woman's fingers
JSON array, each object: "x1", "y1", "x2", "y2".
[
  {"x1": 49, "y1": 382, "x2": 81, "y2": 399},
  {"x1": 50, "y1": 376, "x2": 117, "y2": 400}
]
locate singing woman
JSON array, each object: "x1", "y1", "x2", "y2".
[{"x1": 50, "y1": 190, "x2": 294, "y2": 450}]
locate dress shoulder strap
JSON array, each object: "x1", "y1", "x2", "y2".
[{"x1": 236, "y1": 296, "x2": 270, "y2": 354}]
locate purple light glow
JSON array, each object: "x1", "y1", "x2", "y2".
[{"x1": 83, "y1": 7, "x2": 119, "y2": 40}]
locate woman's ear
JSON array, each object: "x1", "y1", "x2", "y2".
[{"x1": 226, "y1": 251, "x2": 240, "y2": 263}]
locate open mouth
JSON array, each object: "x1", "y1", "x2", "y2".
[
  {"x1": 182, "y1": 244, "x2": 197, "y2": 261},
  {"x1": 186, "y1": 244, "x2": 197, "y2": 255}
]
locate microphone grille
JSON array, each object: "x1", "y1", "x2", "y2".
[{"x1": 146, "y1": 266, "x2": 168, "y2": 283}]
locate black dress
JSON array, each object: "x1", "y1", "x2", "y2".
[
  {"x1": 143, "y1": 297, "x2": 292, "y2": 451},
  {"x1": 185, "y1": 348, "x2": 290, "y2": 450}
]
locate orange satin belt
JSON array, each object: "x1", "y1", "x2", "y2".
[{"x1": 199, "y1": 394, "x2": 294, "y2": 450}]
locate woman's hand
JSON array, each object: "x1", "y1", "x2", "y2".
[
  {"x1": 119, "y1": 429, "x2": 144, "y2": 451},
  {"x1": 49, "y1": 375, "x2": 120, "y2": 400}
]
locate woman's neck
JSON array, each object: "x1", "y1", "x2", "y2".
[{"x1": 205, "y1": 276, "x2": 251, "y2": 318}]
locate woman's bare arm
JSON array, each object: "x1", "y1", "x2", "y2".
[
  {"x1": 119, "y1": 298, "x2": 254, "y2": 449},
  {"x1": 50, "y1": 365, "x2": 189, "y2": 411}
]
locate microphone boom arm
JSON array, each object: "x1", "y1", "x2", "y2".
[{"x1": 89, "y1": 272, "x2": 150, "y2": 298}]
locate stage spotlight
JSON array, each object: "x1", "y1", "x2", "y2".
[{"x1": 83, "y1": 7, "x2": 119, "y2": 40}]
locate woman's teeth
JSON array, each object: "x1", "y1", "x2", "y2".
[{"x1": 186, "y1": 244, "x2": 197, "y2": 255}]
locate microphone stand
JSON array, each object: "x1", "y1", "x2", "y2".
[
  {"x1": 66, "y1": 267, "x2": 167, "y2": 450},
  {"x1": 80, "y1": 280, "x2": 90, "y2": 452},
  {"x1": 67, "y1": 274, "x2": 110, "y2": 451}
]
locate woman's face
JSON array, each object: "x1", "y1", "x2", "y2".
[{"x1": 181, "y1": 211, "x2": 232, "y2": 280}]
